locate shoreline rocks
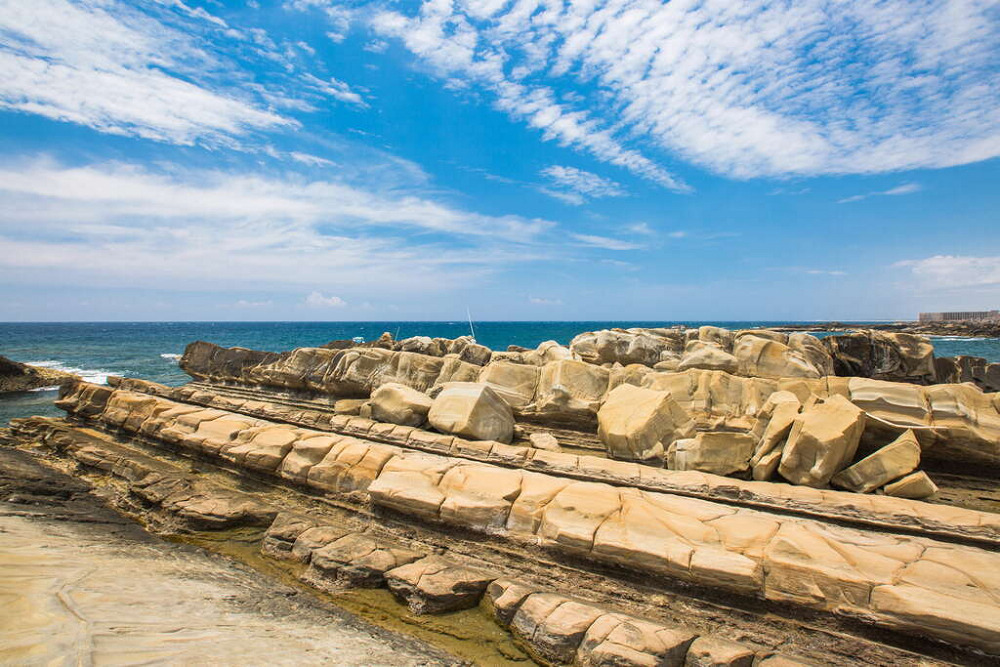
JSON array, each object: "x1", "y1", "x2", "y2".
[{"x1": 0, "y1": 355, "x2": 78, "y2": 394}]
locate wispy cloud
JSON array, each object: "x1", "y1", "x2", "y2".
[
  {"x1": 894, "y1": 255, "x2": 1000, "y2": 289},
  {"x1": 302, "y1": 74, "x2": 369, "y2": 108},
  {"x1": 0, "y1": 157, "x2": 561, "y2": 294},
  {"x1": 0, "y1": 0, "x2": 291, "y2": 146},
  {"x1": 369, "y1": 1, "x2": 1000, "y2": 181},
  {"x1": 539, "y1": 165, "x2": 626, "y2": 205},
  {"x1": 528, "y1": 296, "x2": 563, "y2": 306},
  {"x1": 305, "y1": 291, "x2": 347, "y2": 308},
  {"x1": 571, "y1": 234, "x2": 643, "y2": 251},
  {"x1": 838, "y1": 183, "x2": 922, "y2": 204},
  {"x1": 235, "y1": 299, "x2": 274, "y2": 308}
]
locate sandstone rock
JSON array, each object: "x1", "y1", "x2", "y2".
[
  {"x1": 824, "y1": 331, "x2": 935, "y2": 383},
  {"x1": 484, "y1": 578, "x2": 537, "y2": 627},
  {"x1": 261, "y1": 512, "x2": 314, "y2": 559},
  {"x1": 934, "y1": 357, "x2": 961, "y2": 384},
  {"x1": 532, "y1": 340, "x2": 575, "y2": 365},
  {"x1": 511, "y1": 593, "x2": 604, "y2": 664},
  {"x1": 677, "y1": 344, "x2": 738, "y2": 374},
  {"x1": 698, "y1": 326, "x2": 734, "y2": 349},
  {"x1": 685, "y1": 636, "x2": 755, "y2": 666},
  {"x1": 529, "y1": 432, "x2": 561, "y2": 451},
  {"x1": 398, "y1": 335, "x2": 444, "y2": 357},
  {"x1": 831, "y1": 430, "x2": 920, "y2": 493},
  {"x1": 534, "y1": 360, "x2": 610, "y2": 425},
  {"x1": 369, "y1": 382, "x2": 433, "y2": 427},
  {"x1": 385, "y1": 556, "x2": 496, "y2": 613},
  {"x1": 291, "y1": 525, "x2": 353, "y2": 563},
  {"x1": 668, "y1": 433, "x2": 756, "y2": 476},
  {"x1": 598, "y1": 384, "x2": 694, "y2": 462},
  {"x1": 570, "y1": 329, "x2": 676, "y2": 367},
  {"x1": 0, "y1": 356, "x2": 79, "y2": 393},
  {"x1": 733, "y1": 335, "x2": 823, "y2": 379},
  {"x1": 788, "y1": 333, "x2": 835, "y2": 377},
  {"x1": 308, "y1": 533, "x2": 423, "y2": 588},
  {"x1": 427, "y1": 383, "x2": 515, "y2": 443},
  {"x1": 750, "y1": 391, "x2": 802, "y2": 464},
  {"x1": 883, "y1": 471, "x2": 938, "y2": 499},
  {"x1": 333, "y1": 398, "x2": 368, "y2": 415},
  {"x1": 752, "y1": 448, "x2": 784, "y2": 481},
  {"x1": 578, "y1": 612, "x2": 696, "y2": 667},
  {"x1": 778, "y1": 396, "x2": 865, "y2": 487},
  {"x1": 478, "y1": 360, "x2": 540, "y2": 409}
]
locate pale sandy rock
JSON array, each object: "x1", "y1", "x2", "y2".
[
  {"x1": 788, "y1": 333, "x2": 835, "y2": 377},
  {"x1": 579, "y1": 613, "x2": 696, "y2": 667},
  {"x1": 369, "y1": 382, "x2": 433, "y2": 427},
  {"x1": 290, "y1": 525, "x2": 353, "y2": 563},
  {"x1": 539, "y1": 481, "x2": 622, "y2": 553},
  {"x1": 752, "y1": 448, "x2": 784, "y2": 481},
  {"x1": 733, "y1": 329, "x2": 788, "y2": 344},
  {"x1": 308, "y1": 533, "x2": 422, "y2": 588},
  {"x1": 484, "y1": 578, "x2": 537, "y2": 627},
  {"x1": 608, "y1": 363, "x2": 656, "y2": 393},
  {"x1": 478, "y1": 360, "x2": 540, "y2": 409},
  {"x1": 668, "y1": 433, "x2": 756, "y2": 476},
  {"x1": 427, "y1": 382, "x2": 515, "y2": 443},
  {"x1": 261, "y1": 512, "x2": 314, "y2": 559},
  {"x1": 397, "y1": 335, "x2": 444, "y2": 357},
  {"x1": 750, "y1": 391, "x2": 802, "y2": 465},
  {"x1": 883, "y1": 470, "x2": 938, "y2": 499},
  {"x1": 333, "y1": 398, "x2": 368, "y2": 415},
  {"x1": 511, "y1": 593, "x2": 604, "y2": 664},
  {"x1": 831, "y1": 430, "x2": 920, "y2": 493},
  {"x1": 598, "y1": 384, "x2": 695, "y2": 462},
  {"x1": 570, "y1": 329, "x2": 674, "y2": 366},
  {"x1": 534, "y1": 340, "x2": 574, "y2": 364},
  {"x1": 386, "y1": 556, "x2": 496, "y2": 613},
  {"x1": 438, "y1": 464, "x2": 522, "y2": 532},
  {"x1": 529, "y1": 432, "x2": 561, "y2": 451},
  {"x1": 779, "y1": 396, "x2": 865, "y2": 487},
  {"x1": 685, "y1": 636, "x2": 755, "y2": 666},
  {"x1": 698, "y1": 326, "x2": 734, "y2": 349},
  {"x1": 535, "y1": 360, "x2": 611, "y2": 424},
  {"x1": 366, "y1": 451, "x2": 454, "y2": 519},
  {"x1": 734, "y1": 335, "x2": 822, "y2": 379},
  {"x1": 677, "y1": 344, "x2": 739, "y2": 374},
  {"x1": 279, "y1": 434, "x2": 340, "y2": 483}
]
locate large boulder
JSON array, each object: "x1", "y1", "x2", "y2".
[
  {"x1": 778, "y1": 395, "x2": 865, "y2": 487},
  {"x1": 824, "y1": 331, "x2": 935, "y2": 383},
  {"x1": 667, "y1": 432, "x2": 756, "y2": 476},
  {"x1": 883, "y1": 470, "x2": 938, "y2": 499},
  {"x1": 369, "y1": 383, "x2": 433, "y2": 427},
  {"x1": 733, "y1": 335, "x2": 823, "y2": 379},
  {"x1": 478, "y1": 361, "x2": 539, "y2": 409},
  {"x1": 831, "y1": 430, "x2": 921, "y2": 493},
  {"x1": 533, "y1": 360, "x2": 610, "y2": 426},
  {"x1": 597, "y1": 384, "x2": 695, "y2": 462},
  {"x1": 427, "y1": 383, "x2": 515, "y2": 443},
  {"x1": 677, "y1": 342, "x2": 739, "y2": 374},
  {"x1": 570, "y1": 329, "x2": 680, "y2": 366}
]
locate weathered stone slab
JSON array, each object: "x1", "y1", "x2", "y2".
[{"x1": 385, "y1": 556, "x2": 496, "y2": 614}]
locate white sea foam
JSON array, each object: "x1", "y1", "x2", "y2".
[
  {"x1": 160, "y1": 353, "x2": 182, "y2": 362},
  {"x1": 26, "y1": 360, "x2": 112, "y2": 385}
]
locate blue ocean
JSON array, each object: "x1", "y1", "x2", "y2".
[{"x1": 2, "y1": 321, "x2": 999, "y2": 426}]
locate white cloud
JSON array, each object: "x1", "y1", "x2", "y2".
[
  {"x1": 0, "y1": 157, "x2": 560, "y2": 293},
  {"x1": 235, "y1": 299, "x2": 274, "y2": 308},
  {"x1": 303, "y1": 74, "x2": 369, "y2": 108},
  {"x1": 305, "y1": 291, "x2": 347, "y2": 308},
  {"x1": 667, "y1": 231, "x2": 688, "y2": 239},
  {"x1": 838, "y1": 183, "x2": 922, "y2": 203},
  {"x1": 372, "y1": 1, "x2": 1000, "y2": 181},
  {"x1": 289, "y1": 152, "x2": 335, "y2": 167},
  {"x1": 539, "y1": 165, "x2": 626, "y2": 204},
  {"x1": 528, "y1": 296, "x2": 563, "y2": 306},
  {"x1": 895, "y1": 255, "x2": 1000, "y2": 288},
  {"x1": 0, "y1": 0, "x2": 290, "y2": 146},
  {"x1": 628, "y1": 222, "x2": 654, "y2": 236},
  {"x1": 571, "y1": 234, "x2": 643, "y2": 251}
]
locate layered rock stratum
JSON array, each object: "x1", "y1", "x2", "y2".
[{"x1": 3, "y1": 325, "x2": 999, "y2": 666}]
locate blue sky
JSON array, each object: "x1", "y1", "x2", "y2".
[{"x1": 1, "y1": 0, "x2": 998, "y2": 321}]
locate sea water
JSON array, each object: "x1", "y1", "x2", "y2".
[{"x1": 2, "y1": 321, "x2": 998, "y2": 425}]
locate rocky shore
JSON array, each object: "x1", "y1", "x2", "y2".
[
  {"x1": 773, "y1": 320, "x2": 1000, "y2": 338},
  {"x1": 3, "y1": 324, "x2": 1000, "y2": 665},
  {"x1": 0, "y1": 355, "x2": 78, "y2": 393}
]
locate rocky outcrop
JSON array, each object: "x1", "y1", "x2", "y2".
[
  {"x1": 369, "y1": 383, "x2": 433, "y2": 427},
  {"x1": 427, "y1": 383, "x2": 515, "y2": 443},
  {"x1": 0, "y1": 356, "x2": 78, "y2": 393},
  {"x1": 831, "y1": 430, "x2": 921, "y2": 494},
  {"x1": 597, "y1": 384, "x2": 694, "y2": 462},
  {"x1": 935, "y1": 355, "x2": 1000, "y2": 392},
  {"x1": 778, "y1": 396, "x2": 865, "y2": 488},
  {"x1": 823, "y1": 331, "x2": 936, "y2": 384},
  {"x1": 21, "y1": 381, "x2": 1000, "y2": 656}
]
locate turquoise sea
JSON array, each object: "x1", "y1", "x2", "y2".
[{"x1": 2, "y1": 321, "x2": 999, "y2": 426}]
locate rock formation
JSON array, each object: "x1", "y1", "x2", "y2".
[
  {"x1": 3, "y1": 323, "x2": 1000, "y2": 665},
  {"x1": 0, "y1": 356, "x2": 78, "y2": 393}
]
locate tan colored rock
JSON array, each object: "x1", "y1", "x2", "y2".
[
  {"x1": 438, "y1": 464, "x2": 522, "y2": 532},
  {"x1": 751, "y1": 391, "x2": 802, "y2": 464},
  {"x1": 698, "y1": 326, "x2": 734, "y2": 349},
  {"x1": 427, "y1": 382, "x2": 515, "y2": 443},
  {"x1": 883, "y1": 470, "x2": 938, "y2": 499},
  {"x1": 685, "y1": 636, "x2": 755, "y2": 666},
  {"x1": 369, "y1": 382, "x2": 433, "y2": 427},
  {"x1": 478, "y1": 360, "x2": 539, "y2": 409},
  {"x1": 752, "y1": 448, "x2": 784, "y2": 481},
  {"x1": 570, "y1": 329, "x2": 678, "y2": 366},
  {"x1": 385, "y1": 556, "x2": 496, "y2": 614},
  {"x1": 484, "y1": 578, "x2": 537, "y2": 627},
  {"x1": 598, "y1": 384, "x2": 695, "y2": 462},
  {"x1": 308, "y1": 533, "x2": 423, "y2": 588},
  {"x1": 778, "y1": 396, "x2": 865, "y2": 487},
  {"x1": 535, "y1": 360, "x2": 610, "y2": 424},
  {"x1": 677, "y1": 344, "x2": 738, "y2": 374},
  {"x1": 668, "y1": 433, "x2": 756, "y2": 476},
  {"x1": 578, "y1": 612, "x2": 695, "y2": 667},
  {"x1": 734, "y1": 335, "x2": 823, "y2": 379},
  {"x1": 831, "y1": 430, "x2": 921, "y2": 493},
  {"x1": 511, "y1": 593, "x2": 604, "y2": 664},
  {"x1": 529, "y1": 432, "x2": 560, "y2": 451},
  {"x1": 261, "y1": 512, "x2": 314, "y2": 559}
]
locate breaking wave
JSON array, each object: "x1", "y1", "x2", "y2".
[
  {"x1": 160, "y1": 353, "x2": 182, "y2": 362},
  {"x1": 26, "y1": 360, "x2": 112, "y2": 387}
]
